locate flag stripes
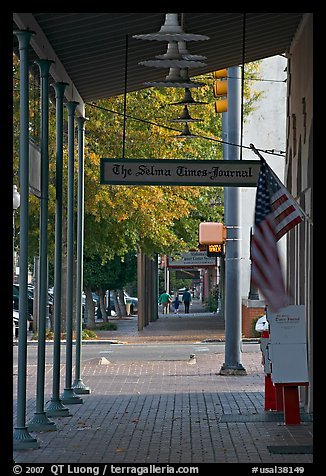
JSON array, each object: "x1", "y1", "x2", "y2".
[
  {"x1": 270, "y1": 173, "x2": 304, "y2": 241},
  {"x1": 251, "y1": 215, "x2": 288, "y2": 312},
  {"x1": 251, "y1": 158, "x2": 303, "y2": 312}
]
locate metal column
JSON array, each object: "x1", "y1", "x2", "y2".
[
  {"x1": 13, "y1": 29, "x2": 39, "y2": 449},
  {"x1": 46, "y1": 82, "x2": 71, "y2": 417},
  {"x1": 73, "y1": 116, "x2": 90, "y2": 394},
  {"x1": 61, "y1": 101, "x2": 83, "y2": 404},
  {"x1": 28, "y1": 59, "x2": 57, "y2": 431},
  {"x1": 220, "y1": 66, "x2": 246, "y2": 375},
  {"x1": 137, "y1": 249, "x2": 144, "y2": 331}
]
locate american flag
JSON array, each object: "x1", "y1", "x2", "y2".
[{"x1": 251, "y1": 158, "x2": 304, "y2": 312}]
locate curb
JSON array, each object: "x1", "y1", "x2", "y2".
[{"x1": 18, "y1": 338, "x2": 260, "y2": 346}]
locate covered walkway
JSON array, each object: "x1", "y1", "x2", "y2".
[{"x1": 11, "y1": 13, "x2": 314, "y2": 467}]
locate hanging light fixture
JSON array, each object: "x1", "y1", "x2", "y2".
[
  {"x1": 169, "y1": 87, "x2": 208, "y2": 106},
  {"x1": 132, "y1": 13, "x2": 209, "y2": 42},
  {"x1": 133, "y1": 13, "x2": 209, "y2": 84},
  {"x1": 170, "y1": 123, "x2": 198, "y2": 138},
  {"x1": 176, "y1": 41, "x2": 207, "y2": 61},
  {"x1": 139, "y1": 41, "x2": 206, "y2": 69},
  {"x1": 144, "y1": 67, "x2": 205, "y2": 88},
  {"x1": 169, "y1": 105, "x2": 202, "y2": 123},
  {"x1": 133, "y1": 13, "x2": 209, "y2": 139},
  {"x1": 155, "y1": 41, "x2": 206, "y2": 61}
]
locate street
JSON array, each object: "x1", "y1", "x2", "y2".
[{"x1": 13, "y1": 341, "x2": 260, "y2": 366}]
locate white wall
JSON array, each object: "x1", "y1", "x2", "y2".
[{"x1": 240, "y1": 55, "x2": 287, "y2": 299}]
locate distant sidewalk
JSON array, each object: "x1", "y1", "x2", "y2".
[
  {"x1": 96, "y1": 309, "x2": 225, "y2": 343},
  {"x1": 22, "y1": 300, "x2": 226, "y2": 345}
]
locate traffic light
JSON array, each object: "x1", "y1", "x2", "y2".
[
  {"x1": 199, "y1": 222, "x2": 226, "y2": 245},
  {"x1": 213, "y1": 69, "x2": 228, "y2": 113}
]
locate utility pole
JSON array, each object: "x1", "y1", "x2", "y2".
[{"x1": 219, "y1": 66, "x2": 247, "y2": 376}]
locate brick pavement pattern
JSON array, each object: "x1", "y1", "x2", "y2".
[
  {"x1": 13, "y1": 352, "x2": 313, "y2": 464},
  {"x1": 13, "y1": 308, "x2": 313, "y2": 464}
]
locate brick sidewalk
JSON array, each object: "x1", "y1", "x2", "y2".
[
  {"x1": 95, "y1": 306, "x2": 226, "y2": 344},
  {"x1": 13, "y1": 349, "x2": 313, "y2": 464}
]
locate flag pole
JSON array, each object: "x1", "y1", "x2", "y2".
[{"x1": 249, "y1": 143, "x2": 313, "y2": 226}]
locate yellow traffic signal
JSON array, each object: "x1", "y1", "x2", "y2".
[
  {"x1": 213, "y1": 68, "x2": 228, "y2": 113},
  {"x1": 213, "y1": 69, "x2": 227, "y2": 79},
  {"x1": 213, "y1": 80, "x2": 228, "y2": 97},
  {"x1": 215, "y1": 99, "x2": 228, "y2": 113}
]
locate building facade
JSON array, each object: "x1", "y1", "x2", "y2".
[
  {"x1": 240, "y1": 13, "x2": 313, "y2": 413},
  {"x1": 240, "y1": 54, "x2": 288, "y2": 300},
  {"x1": 285, "y1": 13, "x2": 313, "y2": 412}
]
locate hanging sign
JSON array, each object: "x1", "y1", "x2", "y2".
[
  {"x1": 167, "y1": 251, "x2": 216, "y2": 268},
  {"x1": 100, "y1": 159, "x2": 260, "y2": 187}
]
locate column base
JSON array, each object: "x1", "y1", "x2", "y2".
[
  {"x1": 13, "y1": 427, "x2": 39, "y2": 449},
  {"x1": 219, "y1": 363, "x2": 247, "y2": 376},
  {"x1": 46, "y1": 398, "x2": 72, "y2": 417},
  {"x1": 72, "y1": 379, "x2": 91, "y2": 395},
  {"x1": 61, "y1": 388, "x2": 83, "y2": 404},
  {"x1": 28, "y1": 412, "x2": 57, "y2": 432}
]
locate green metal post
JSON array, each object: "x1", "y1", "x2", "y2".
[
  {"x1": 28, "y1": 59, "x2": 57, "y2": 431},
  {"x1": 13, "y1": 29, "x2": 39, "y2": 449},
  {"x1": 46, "y1": 82, "x2": 71, "y2": 417},
  {"x1": 61, "y1": 101, "x2": 83, "y2": 404},
  {"x1": 72, "y1": 116, "x2": 90, "y2": 394}
]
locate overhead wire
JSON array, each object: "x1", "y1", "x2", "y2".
[
  {"x1": 85, "y1": 101, "x2": 285, "y2": 157},
  {"x1": 13, "y1": 69, "x2": 286, "y2": 157}
]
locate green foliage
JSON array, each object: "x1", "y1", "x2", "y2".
[
  {"x1": 95, "y1": 322, "x2": 118, "y2": 331},
  {"x1": 168, "y1": 270, "x2": 192, "y2": 295},
  {"x1": 82, "y1": 329, "x2": 98, "y2": 340},
  {"x1": 204, "y1": 286, "x2": 219, "y2": 312},
  {"x1": 83, "y1": 252, "x2": 137, "y2": 291},
  {"x1": 13, "y1": 52, "x2": 263, "y2": 269}
]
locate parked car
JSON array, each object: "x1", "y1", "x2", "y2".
[
  {"x1": 109, "y1": 290, "x2": 138, "y2": 315},
  {"x1": 13, "y1": 309, "x2": 30, "y2": 338},
  {"x1": 30, "y1": 285, "x2": 54, "y2": 318},
  {"x1": 96, "y1": 290, "x2": 138, "y2": 318},
  {"x1": 13, "y1": 284, "x2": 53, "y2": 331},
  {"x1": 13, "y1": 284, "x2": 34, "y2": 331},
  {"x1": 13, "y1": 309, "x2": 19, "y2": 338}
]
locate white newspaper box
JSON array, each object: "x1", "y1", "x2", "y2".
[
  {"x1": 267, "y1": 305, "x2": 308, "y2": 384},
  {"x1": 268, "y1": 343, "x2": 308, "y2": 384}
]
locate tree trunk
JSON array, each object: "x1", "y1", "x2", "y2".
[
  {"x1": 98, "y1": 289, "x2": 108, "y2": 322},
  {"x1": 85, "y1": 285, "x2": 96, "y2": 329},
  {"x1": 118, "y1": 288, "x2": 127, "y2": 317},
  {"x1": 112, "y1": 289, "x2": 122, "y2": 318}
]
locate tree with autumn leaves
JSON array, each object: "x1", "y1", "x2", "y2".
[{"x1": 13, "y1": 53, "x2": 262, "y2": 327}]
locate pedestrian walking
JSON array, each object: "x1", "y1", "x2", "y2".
[
  {"x1": 158, "y1": 290, "x2": 172, "y2": 315},
  {"x1": 173, "y1": 293, "x2": 180, "y2": 315},
  {"x1": 182, "y1": 288, "x2": 192, "y2": 314}
]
